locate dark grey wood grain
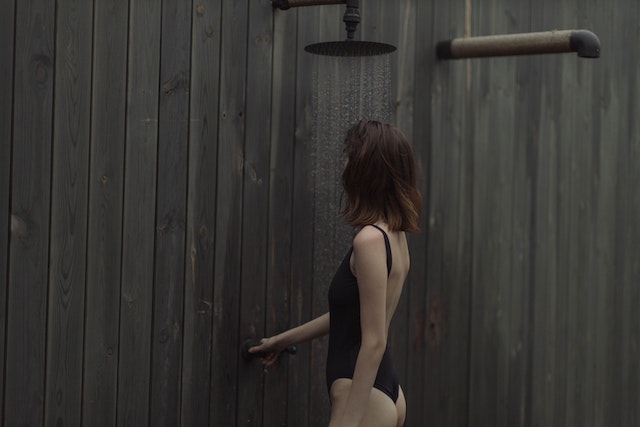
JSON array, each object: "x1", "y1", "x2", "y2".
[
  {"x1": 210, "y1": 0, "x2": 248, "y2": 424},
  {"x1": 81, "y1": 0, "x2": 128, "y2": 424},
  {"x1": 4, "y1": 1, "x2": 55, "y2": 425},
  {"x1": 467, "y1": 2, "x2": 519, "y2": 425},
  {"x1": 179, "y1": 1, "x2": 221, "y2": 426},
  {"x1": 2, "y1": 1, "x2": 639, "y2": 425},
  {"x1": 148, "y1": 0, "x2": 192, "y2": 425},
  {"x1": 44, "y1": 0, "x2": 93, "y2": 424},
  {"x1": 237, "y1": 0, "x2": 274, "y2": 425},
  {"x1": 611, "y1": 5, "x2": 640, "y2": 426},
  {"x1": 423, "y1": 0, "x2": 475, "y2": 424},
  {"x1": 116, "y1": 0, "x2": 161, "y2": 425},
  {"x1": 262, "y1": 4, "x2": 297, "y2": 427},
  {"x1": 285, "y1": 6, "x2": 320, "y2": 425},
  {"x1": 0, "y1": 0, "x2": 15, "y2": 421},
  {"x1": 406, "y1": 0, "x2": 434, "y2": 424}
]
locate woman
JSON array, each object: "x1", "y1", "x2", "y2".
[{"x1": 249, "y1": 120, "x2": 422, "y2": 427}]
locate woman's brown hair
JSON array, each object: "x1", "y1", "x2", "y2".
[{"x1": 341, "y1": 120, "x2": 422, "y2": 232}]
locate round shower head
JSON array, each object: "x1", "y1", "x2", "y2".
[{"x1": 305, "y1": 41, "x2": 396, "y2": 57}]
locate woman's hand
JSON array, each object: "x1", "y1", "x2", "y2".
[{"x1": 248, "y1": 337, "x2": 285, "y2": 366}]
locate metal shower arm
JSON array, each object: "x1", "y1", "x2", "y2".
[
  {"x1": 436, "y1": 29, "x2": 601, "y2": 59},
  {"x1": 272, "y1": 0, "x2": 345, "y2": 10},
  {"x1": 272, "y1": 0, "x2": 360, "y2": 41}
]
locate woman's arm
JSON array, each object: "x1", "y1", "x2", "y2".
[
  {"x1": 274, "y1": 311, "x2": 330, "y2": 348},
  {"x1": 336, "y1": 226, "x2": 389, "y2": 426},
  {"x1": 249, "y1": 312, "x2": 330, "y2": 365}
]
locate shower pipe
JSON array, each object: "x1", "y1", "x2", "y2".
[
  {"x1": 272, "y1": 0, "x2": 345, "y2": 9},
  {"x1": 273, "y1": 0, "x2": 360, "y2": 41},
  {"x1": 436, "y1": 29, "x2": 601, "y2": 59}
]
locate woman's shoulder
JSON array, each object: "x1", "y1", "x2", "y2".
[{"x1": 352, "y1": 225, "x2": 387, "y2": 248}]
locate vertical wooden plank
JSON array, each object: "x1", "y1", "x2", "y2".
[
  {"x1": 558, "y1": 3, "x2": 596, "y2": 425},
  {"x1": 405, "y1": 0, "x2": 434, "y2": 425},
  {"x1": 148, "y1": 0, "x2": 192, "y2": 425},
  {"x1": 179, "y1": 0, "x2": 221, "y2": 425},
  {"x1": 505, "y1": 2, "x2": 537, "y2": 425},
  {"x1": 262, "y1": 4, "x2": 297, "y2": 427},
  {"x1": 528, "y1": 2, "x2": 557, "y2": 425},
  {"x1": 116, "y1": 0, "x2": 161, "y2": 424},
  {"x1": 82, "y1": 0, "x2": 128, "y2": 424},
  {"x1": 423, "y1": 0, "x2": 474, "y2": 425},
  {"x1": 290, "y1": 6, "x2": 323, "y2": 427},
  {"x1": 467, "y1": 1, "x2": 518, "y2": 425},
  {"x1": 4, "y1": 1, "x2": 54, "y2": 425},
  {"x1": 587, "y1": 2, "x2": 619, "y2": 426},
  {"x1": 210, "y1": 0, "x2": 248, "y2": 424},
  {"x1": 616, "y1": 5, "x2": 640, "y2": 426},
  {"x1": 551, "y1": 6, "x2": 579, "y2": 424},
  {"x1": 623, "y1": 6, "x2": 640, "y2": 425},
  {"x1": 43, "y1": 0, "x2": 93, "y2": 424},
  {"x1": 0, "y1": 0, "x2": 15, "y2": 421},
  {"x1": 236, "y1": 0, "x2": 273, "y2": 425},
  {"x1": 531, "y1": 3, "x2": 570, "y2": 426},
  {"x1": 287, "y1": 6, "x2": 317, "y2": 426},
  {"x1": 415, "y1": 0, "x2": 440, "y2": 424}
]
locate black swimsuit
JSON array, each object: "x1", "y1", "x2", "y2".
[{"x1": 326, "y1": 225, "x2": 400, "y2": 403}]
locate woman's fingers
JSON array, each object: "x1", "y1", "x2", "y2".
[
  {"x1": 262, "y1": 352, "x2": 280, "y2": 366},
  {"x1": 247, "y1": 337, "x2": 285, "y2": 365},
  {"x1": 248, "y1": 338, "x2": 267, "y2": 353}
]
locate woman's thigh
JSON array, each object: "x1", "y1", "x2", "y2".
[
  {"x1": 329, "y1": 379, "x2": 397, "y2": 427},
  {"x1": 396, "y1": 386, "x2": 406, "y2": 427}
]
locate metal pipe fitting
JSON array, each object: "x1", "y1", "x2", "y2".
[{"x1": 343, "y1": 0, "x2": 360, "y2": 40}]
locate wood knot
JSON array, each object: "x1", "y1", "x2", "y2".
[
  {"x1": 11, "y1": 214, "x2": 28, "y2": 240},
  {"x1": 427, "y1": 294, "x2": 447, "y2": 348}
]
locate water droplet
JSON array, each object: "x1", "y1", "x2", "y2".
[{"x1": 310, "y1": 54, "x2": 393, "y2": 273}]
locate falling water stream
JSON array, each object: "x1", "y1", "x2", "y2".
[{"x1": 311, "y1": 52, "x2": 393, "y2": 289}]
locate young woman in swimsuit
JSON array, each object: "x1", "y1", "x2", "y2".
[{"x1": 249, "y1": 120, "x2": 422, "y2": 427}]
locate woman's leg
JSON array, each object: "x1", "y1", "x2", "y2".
[
  {"x1": 395, "y1": 386, "x2": 406, "y2": 427},
  {"x1": 328, "y1": 379, "x2": 397, "y2": 427}
]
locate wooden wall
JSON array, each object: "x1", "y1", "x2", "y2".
[{"x1": 1, "y1": 0, "x2": 638, "y2": 426}]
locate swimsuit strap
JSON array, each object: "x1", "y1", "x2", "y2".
[{"x1": 369, "y1": 224, "x2": 392, "y2": 277}]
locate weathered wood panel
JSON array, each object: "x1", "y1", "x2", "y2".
[
  {"x1": 210, "y1": 0, "x2": 248, "y2": 424},
  {"x1": 237, "y1": 1, "x2": 274, "y2": 425},
  {"x1": 422, "y1": 0, "x2": 474, "y2": 425},
  {"x1": 4, "y1": 0, "x2": 55, "y2": 425},
  {"x1": 406, "y1": 0, "x2": 434, "y2": 424},
  {"x1": 286, "y1": 5, "x2": 317, "y2": 426},
  {"x1": 180, "y1": 0, "x2": 221, "y2": 425},
  {"x1": 1, "y1": 0, "x2": 639, "y2": 426},
  {"x1": 82, "y1": 0, "x2": 128, "y2": 424},
  {"x1": 148, "y1": 1, "x2": 192, "y2": 425},
  {"x1": 0, "y1": 0, "x2": 15, "y2": 421},
  {"x1": 116, "y1": 0, "x2": 161, "y2": 424},
  {"x1": 263, "y1": 5, "x2": 297, "y2": 427},
  {"x1": 44, "y1": 0, "x2": 93, "y2": 424},
  {"x1": 287, "y1": 6, "x2": 321, "y2": 426}
]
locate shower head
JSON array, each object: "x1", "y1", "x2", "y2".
[
  {"x1": 305, "y1": 40, "x2": 396, "y2": 57},
  {"x1": 273, "y1": 0, "x2": 397, "y2": 57}
]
